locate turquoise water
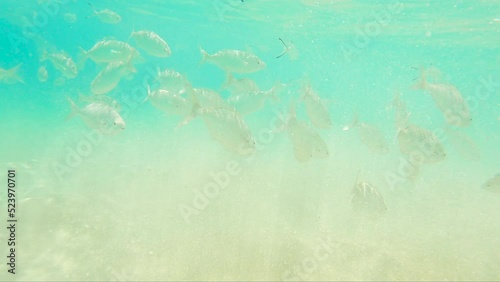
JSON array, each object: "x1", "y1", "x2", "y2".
[{"x1": 0, "y1": 0, "x2": 499, "y2": 280}]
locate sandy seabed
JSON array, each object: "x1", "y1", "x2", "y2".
[{"x1": 1, "y1": 125, "x2": 499, "y2": 281}]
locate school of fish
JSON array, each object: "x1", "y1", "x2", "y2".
[{"x1": 1, "y1": 3, "x2": 498, "y2": 218}]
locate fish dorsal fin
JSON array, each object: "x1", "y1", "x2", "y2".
[
  {"x1": 393, "y1": 112, "x2": 411, "y2": 143},
  {"x1": 101, "y1": 35, "x2": 117, "y2": 41},
  {"x1": 343, "y1": 107, "x2": 360, "y2": 131},
  {"x1": 353, "y1": 169, "x2": 362, "y2": 193},
  {"x1": 299, "y1": 76, "x2": 312, "y2": 100}
]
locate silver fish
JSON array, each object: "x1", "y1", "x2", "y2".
[
  {"x1": 192, "y1": 88, "x2": 231, "y2": 109},
  {"x1": 222, "y1": 73, "x2": 260, "y2": 95},
  {"x1": 200, "y1": 47, "x2": 266, "y2": 74},
  {"x1": 227, "y1": 81, "x2": 285, "y2": 115},
  {"x1": 40, "y1": 50, "x2": 78, "y2": 79},
  {"x1": 345, "y1": 114, "x2": 389, "y2": 154},
  {"x1": 301, "y1": 81, "x2": 332, "y2": 129},
  {"x1": 282, "y1": 103, "x2": 329, "y2": 162},
  {"x1": 147, "y1": 87, "x2": 193, "y2": 117},
  {"x1": 155, "y1": 68, "x2": 189, "y2": 92},
  {"x1": 79, "y1": 93, "x2": 121, "y2": 112},
  {"x1": 88, "y1": 3, "x2": 121, "y2": 24},
  {"x1": 79, "y1": 39, "x2": 142, "y2": 67},
  {"x1": 413, "y1": 67, "x2": 471, "y2": 127},
  {"x1": 91, "y1": 60, "x2": 136, "y2": 95},
  {"x1": 397, "y1": 123, "x2": 446, "y2": 164},
  {"x1": 195, "y1": 106, "x2": 255, "y2": 155},
  {"x1": 67, "y1": 97, "x2": 125, "y2": 134},
  {"x1": 130, "y1": 30, "x2": 171, "y2": 57}
]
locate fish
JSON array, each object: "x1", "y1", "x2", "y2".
[
  {"x1": 0, "y1": 63, "x2": 23, "y2": 84},
  {"x1": 200, "y1": 47, "x2": 266, "y2": 73},
  {"x1": 413, "y1": 67, "x2": 472, "y2": 127},
  {"x1": 227, "y1": 81, "x2": 286, "y2": 115},
  {"x1": 155, "y1": 68, "x2": 189, "y2": 92},
  {"x1": 88, "y1": 3, "x2": 121, "y2": 24},
  {"x1": 40, "y1": 50, "x2": 78, "y2": 79},
  {"x1": 78, "y1": 39, "x2": 142, "y2": 68},
  {"x1": 351, "y1": 172, "x2": 387, "y2": 217},
  {"x1": 281, "y1": 102, "x2": 329, "y2": 162},
  {"x1": 67, "y1": 97, "x2": 125, "y2": 135},
  {"x1": 90, "y1": 60, "x2": 136, "y2": 95},
  {"x1": 276, "y1": 38, "x2": 299, "y2": 61},
  {"x1": 37, "y1": 65, "x2": 48, "y2": 82},
  {"x1": 301, "y1": 80, "x2": 332, "y2": 129},
  {"x1": 344, "y1": 113, "x2": 389, "y2": 154},
  {"x1": 443, "y1": 126, "x2": 480, "y2": 161},
  {"x1": 222, "y1": 73, "x2": 260, "y2": 95},
  {"x1": 79, "y1": 93, "x2": 121, "y2": 112},
  {"x1": 397, "y1": 123, "x2": 446, "y2": 164},
  {"x1": 482, "y1": 174, "x2": 500, "y2": 193},
  {"x1": 147, "y1": 86, "x2": 193, "y2": 117},
  {"x1": 192, "y1": 88, "x2": 231, "y2": 109},
  {"x1": 195, "y1": 106, "x2": 256, "y2": 155},
  {"x1": 130, "y1": 30, "x2": 171, "y2": 57},
  {"x1": 63, "y1": 13, "x2": 77, "y2": 23}
]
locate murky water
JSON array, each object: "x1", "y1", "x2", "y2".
[{"x1": 0, "y1": 0, "x2": 499, "y2": 281}]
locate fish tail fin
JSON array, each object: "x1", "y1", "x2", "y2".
[
  {"x1": 140, "y1": 84, "x2": 150, "y2": 104},
  {"x1": 393, "y1": 112, "x2": 411, "y2": 143},
  {"x1": 124, "y1": 54, "x2": 136, "y2": 73},
  {"x1": 221, "y1": 72, "x2": 234, "y2": 90},
  {"x1": 177, "y1": 88, "x2": 199, "y2": 129},
  {"x1": 129, "y1": 26, "x2": 136, "y2": 41},
  {"x1": 155, "y1": 65, "x2": 161, "y2": 77},
  {"x1": 411, "y1": 65, "x2": 427, "y2": 90},
  {"x1": 199, "y1": 46, "x2": 209, "y2": 64},
  {"x1": 9, "y1": 63, "x2": 24, "y2": 83},
  {"x1": 176, "y1": 110, "x2": 196, "y2": 129},
  {"x1": 77, "y1": 47, "x2": 87, "y2": 70},
  {"x1": 269, "y1": 107, "x2": 288, "y2": 134},
  {"x1": 267, "y1": 81, "x2": 286, "y2": 103},
  {"x1": 78, "y1": 92, "x2": 88, "y2": 103},
  {"x1": 66, "y1": 96, "x2": 79, "y2": 120},
  {"x1": 39, "y1": 49, "x2": 49, "y2": 62},
  {"x1": 299, "y1": 76, "x2": 312, "y2": 101},
  {"x1": 276, "y1": 38, "x2": 288, "y2": 59},
  {"x1": 390, "y1": 89, "x2": 401, "y2": 110},
  {"x1": 343, "y1": 111, "x2": 360, "y2": 131},
  {"x1": 274, "y1": 101, "x2": 297, "y2": 133}
]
